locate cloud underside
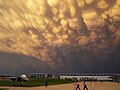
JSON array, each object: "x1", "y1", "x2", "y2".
[{"x1": 0, "y1": 0, "x2": 120, "y2": 71}]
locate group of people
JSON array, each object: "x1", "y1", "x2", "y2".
[{"x1": 74, "y1": 81, "x2": 88, "y2": 90}]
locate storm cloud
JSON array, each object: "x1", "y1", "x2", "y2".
[{"x1": 0, "y1": 0, "x2": 120, "y2": 74}]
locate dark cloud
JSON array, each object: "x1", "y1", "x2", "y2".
[{"x1": 0, "y1": 52, "x2": 50, "y2": 75}]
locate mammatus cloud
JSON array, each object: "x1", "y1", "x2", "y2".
[{"x1": 0, "y1": 0, "x2": 120, "y2": 72}]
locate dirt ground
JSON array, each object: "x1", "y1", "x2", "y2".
[{"x1": 0, "y1": 82, "x2": 120, "y2": 90}]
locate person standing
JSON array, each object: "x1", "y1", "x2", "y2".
[
  {"x1": 83, "y1": 81, "x2": 88, "y2": 90},
  {"x1": 45, "y1": 81, "x2": 48, "y2": 87}
]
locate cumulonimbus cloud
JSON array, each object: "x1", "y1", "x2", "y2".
[{"x1": 0, "y1": 0, "x2": 120, "y2": 70}]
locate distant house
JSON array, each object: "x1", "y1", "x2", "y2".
[
  {"x1": 60, "y1": 73, "x2": 119, "y2": 81},
  {"x1": 31, "y1": 73, "x2": 48, "y2": 79},
  {"x1": 112, "y1": 74, "x2": 120, "y2": 82},
  {"x1": 0, "y1": 75, "x2": 11, "y2": 80}
]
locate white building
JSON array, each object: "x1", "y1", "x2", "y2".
[
  {"x1": 60, "y1": 73, "x2": 115, "y2": 81},
  {"x1": 31, "y1": 73, "x2": 47, "y2": 79}
]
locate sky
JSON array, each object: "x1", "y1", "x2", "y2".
[{"x1": 0, "y1": 0, "x2": 120, "y2": 75}]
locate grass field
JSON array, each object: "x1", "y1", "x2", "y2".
[{"x1": 0, "y1": 79, "x2": 72, "y2": 87}]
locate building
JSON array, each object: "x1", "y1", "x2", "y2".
[
  {"x1": 112, "y1": 74, "x2": 120, "y2": 82},
  {"x1": 60, "y1": 73, "x2": 118, "y2": 81},
  {"x1": 0, "y1": 75, "x2": 11, "y2": 80},
  {"x1": 31, "y1": 73, "x2": 48, "y2": 79}
]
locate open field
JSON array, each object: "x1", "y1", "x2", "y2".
[
  {"x1": 0, "y1": 82, "x2": 120, "y2": 90},
  {"x1": 0, "y1": 79, "x2": 72, "y2": 87}
]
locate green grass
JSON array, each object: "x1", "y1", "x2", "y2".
[
  {"x1": 0, "y1": 78, "x2": 72, "y2": 87},
  {"x1": 0, "y1": 80, "x2": 13, "y2": 86}
]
